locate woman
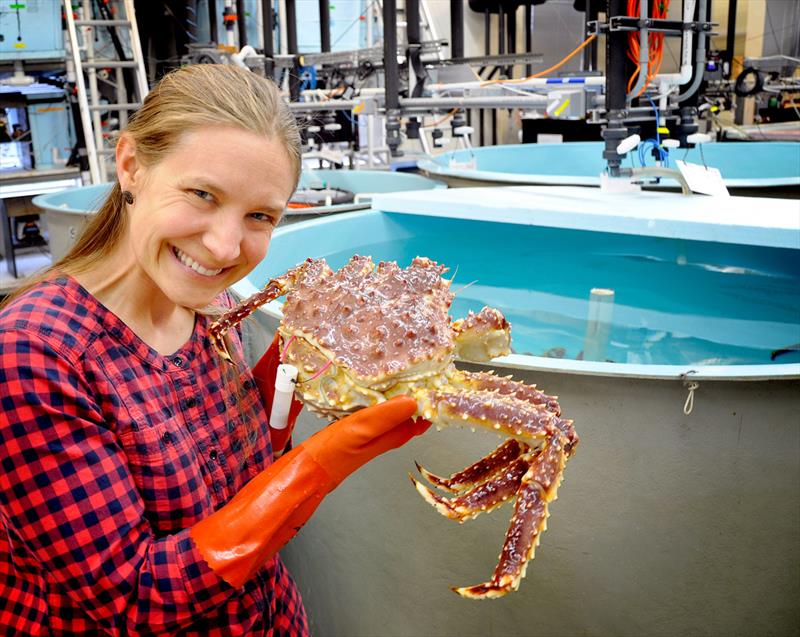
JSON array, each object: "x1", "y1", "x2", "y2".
[{"x1": 0, "y1": 65, "x2": 429, "y2": 636}]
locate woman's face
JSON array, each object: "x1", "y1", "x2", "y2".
[{"x1": 120, "y1": 126, "x2": 296, "y2": 309}]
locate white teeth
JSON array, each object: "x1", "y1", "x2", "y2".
[{"x1": 173, "y1": 247, "x2": 223, "y2": 277}]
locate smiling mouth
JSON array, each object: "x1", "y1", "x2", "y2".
[{"x1": 172, "y1": 246, "x2": 224, "y2": 277}]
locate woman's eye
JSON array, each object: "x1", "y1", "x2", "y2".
[
  {"x1": 193, "y1": 189, "x2": 212, "y2": 201},
  {"x1": 251, "y1": 212, "x2": 277, "y2": 225}
]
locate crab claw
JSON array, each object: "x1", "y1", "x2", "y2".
[
  {"x1": 452, "y1": 582, "x2": 516, "y2": 600},
  {"x1": 413, "y1": 461, "x2": 459, "y2": 493}
]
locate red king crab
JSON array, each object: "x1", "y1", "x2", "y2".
[{"x1": 210, "y1": 255, "x2": 579, "y2": 599}]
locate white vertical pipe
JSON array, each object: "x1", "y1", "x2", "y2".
[
  {"x1": 278, "y1": 0, "x2": 288, "y2": 54},
  {"x1": 278, "y1": 0, "x2": 289, "y2": 91},
  {"x1": 366, "y1": 114, "x2": 375, "y2": 167},
  {"x1": 583, "y1": 288, "x2": 615, "y2": 362},
  {"x1": 224, "y1": 0, "x2": 236, "y2": 48},
  {"x1": 255, "y1": 0, "x2": 264, "y2": 49}
]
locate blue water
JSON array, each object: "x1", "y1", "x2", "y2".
[
  {"x1": 435, "y1": 141, "x2": 800, "y2": 182},
  {"x1": 255, "y1": 213, "x2": 800, "y2": 366}
]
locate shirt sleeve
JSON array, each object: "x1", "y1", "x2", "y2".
[{"x1": 0, "y1": 329, "x2": 237, "y2": 635}]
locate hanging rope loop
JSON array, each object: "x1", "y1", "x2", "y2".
[{"x1": 680, "y1": 371, "x2": 699, "y2": 415}]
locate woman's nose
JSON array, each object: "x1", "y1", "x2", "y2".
[{"x1": 202, "y1": 215, "x2": 242, "y2": 262}]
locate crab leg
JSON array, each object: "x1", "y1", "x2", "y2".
[
  {"x1": 414, "y1": 439, "x2": 528, "y2": 493},
  {"x1": 454, "y1": 424, "x2": 573, "y2": 599},
  {"x1": 209, "y1": 260, "x2": 316, "y2": 362},
  {"x1": 449, "y1": 369, "x2": 562, "y2": 416},
  {"x1": 452, "y1": 307, "x2": 511, "y2": 362},
  {"x1": 418, "y1": 388, "x2": 561, "y2": 443},
  {"x1": 411, "y1": 452, "x2": 532, "y2": 521}
]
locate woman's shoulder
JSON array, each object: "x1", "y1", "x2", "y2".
[{"x1": 0, "y1": 276, "x2": 101, "y2": 353}]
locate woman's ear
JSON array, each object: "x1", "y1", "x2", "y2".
[{"x1": 116, "y1": 132, "x2": 140, "y2": 191}]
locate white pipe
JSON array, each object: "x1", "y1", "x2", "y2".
[
  {"x1": 583, "y1": 288, "x2": 615, "y2": 362},
  {"x1": 255, "y1": 0, "x2": 264, "y2": 49},
  {"x1": 677, "y1": 0, "x2": 707, "y2": 101},
  {"x1": 652, "y1": 0, "x2": 696, "y2": 87},
  {"x1": 224, "y1": 0, "x2": 236, "y2": 49},
  {"x1": 278, "y1": 0, "x2": 288, "y2": 55},
  {"x1": 366, "y1": 114, "x2": 375, "y2": 167},
  {"x1": 231, "y1": 44, "x2": 259, "y2": 68}
]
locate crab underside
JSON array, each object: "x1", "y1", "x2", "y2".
[{"x1": 210, "y1": 255, "x2": 579, "y2": 599}]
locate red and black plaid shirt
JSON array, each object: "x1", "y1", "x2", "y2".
[{"x1": 0, "y1": 276, "x2": 309, "y2": 636}]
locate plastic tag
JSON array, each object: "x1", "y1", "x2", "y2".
[
  {"x1": 448, "y1": 157, "x2": 477, "y2": 171},
  {"x1": 675, "y1": 160, "x2": 730, "y2": 197}
]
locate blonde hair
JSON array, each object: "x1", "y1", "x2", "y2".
[
  {"x1": 3, "y1": 64, "x2": 301, "y2": 301},
  {"x1": 2, "y1": 65, "x2": 302, "y2": 461}
]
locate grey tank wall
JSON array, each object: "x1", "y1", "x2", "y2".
[
  {"x1": 239, "y1": 311, "x2": 798, "y2": 636},
  {"x1": 278, "y1": 365, "x2": 799, "y2": 637}
]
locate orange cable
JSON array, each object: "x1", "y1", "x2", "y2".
[{"x1": 481, "y1": 35, "x2": 597, "y2": 86}]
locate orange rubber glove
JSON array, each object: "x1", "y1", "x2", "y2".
[
  {"x1": 190, "y1": 396, "x2": 430, "y2": 588},
  {"x1": 251, "y1": 333, "x2": 304, "y2": 455}
]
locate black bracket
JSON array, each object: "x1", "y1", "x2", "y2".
[{"x1": 588, "y1": 18, "x2": 717, "y2": 37}]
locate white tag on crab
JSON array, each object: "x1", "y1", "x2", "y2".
[{"x1": 269, "y1": 364, "x2": 298, "y2": 430}]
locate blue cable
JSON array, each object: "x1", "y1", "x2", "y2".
[{"x1": 643, "y1": 94, "x2": 669, "y2": 166}]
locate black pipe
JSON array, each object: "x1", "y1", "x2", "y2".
[
  {"x1": 236, "y1": 0, "x2": 247, "y2": 46},
  {"x1": 286, "y1": 0, "x2": 298, "y2": 54},
  {"x1": 208, "y1": 0, "x2": 218, "y2": 42},
  {"x1": 450, "y1": 0, "x2": 464, "y2": 60},
  {"x1": 602, "y1": 0, "x2": 630, "y2": 175},
  {"x1": 319, "y1": 0, "x2": 331, "y2": 52},
  {"x1": 493, "y1": 7, "x2": 500, "y2": 144},
  {"x1": 525, "y1": 2, "x2": 533, "y2": 76},
  {"x1": 724, "y1": 0, "x2": 737, "y2": 79},
  {"x1": 286, "y1": 0, "x2": 300, "y2": 101},
  {"x1": 261, "y1": 0, "x2": 274, "y2": 77},
  {"x1": 481, "y1": 7, "x2": 491, "y2": 146},
  {"x1": 449, "y1": 0, "x2": 467, "y2": 136},
  {"x1": 407, "y1": 0, "x2": 425, "y2": 97},
  {"x1": 383, "y1": 0, "x2": 402, "y2": 155},
  {"x1": 484, "y1": 7, "x2": 491, "y2": 57},
  {"x1": 498, "y1": 5, "x2": 505, "y2": 58},
  {"x1": 405, "y1": 0, "x2": 422, "y2": 136},
  {"x1": 407, "y1": 0, "x2": 420, "y2": 44}
]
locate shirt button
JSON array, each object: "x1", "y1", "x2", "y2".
[
  {"x1": 209, "y1": 449, "x2": 218, "y2": 461},
  {"x1": 184, "y1": 397, "x2": 197, "y2": 409},
  {"x1": 173, "y1": 356, "x2": 184, "y2": 367}
]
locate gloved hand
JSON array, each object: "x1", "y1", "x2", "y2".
[
  {"x1": 190, "y1": 395, "x2": 430, "y2": 588},
  {"x1": 251, "y1": 333, "x2": 304, "y2": 456}
]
